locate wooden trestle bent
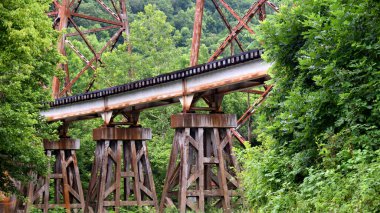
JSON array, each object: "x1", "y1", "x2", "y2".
[
  {"x1": 16, "y1": 138, "x2": 85, "y2": 212},
  {"x1": 160, "y1": 114, "x2": 240, "y2": 213},
  {"x1": 86, "y1": 127, "x2": 158, "y2": 212}
]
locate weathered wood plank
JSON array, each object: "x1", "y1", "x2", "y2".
[
  {"x1": 214, "y1": 128, "x2": 231, "y2": 212},
  {"x1": 114, "y1": 140, "x2": 122, "y2": 213},
  {"x1": 197, "y1": 128, "x2": 205, "y2": 212},
  {"x1": 142, "y1": 140, "x2": 159, "y2": 210},
  {"x1": 60, "y1": 150, "x2": 71, "y2": 212},
  {"x1": 97, "y1": 140, "x2": 110, "y2": 212},
  {"x1": 159, "y1": 130, "x2": 181, "y2": 212},
  {"x1": 179, "y1": 128, "x2": 190, "y2": 212},
  {"x1": 130, "y1": 140, "x2": 142, "y2": 206},
  {"x1": 71, "y1": 150, "x2": 85, "y2": 209}
]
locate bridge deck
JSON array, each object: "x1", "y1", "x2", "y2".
[{"x1": 42, "y1": 49, "x2": 271, "y2": 122}]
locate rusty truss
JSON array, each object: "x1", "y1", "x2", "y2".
[
  {"x1": 189, "y1": 0, "x2": 278, "y2": 145},
  {"x1": 190, "y1": 0, "x2": 278, "y2": 65},
  {"x1": 48, "y1": 0, "x2": 131, "y2": 98}
]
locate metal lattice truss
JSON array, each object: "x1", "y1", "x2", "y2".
[
  {"x1": 208, "y1": 0, "x2": 278, "y2": 62},
  {"x1": 48, "y1": 0, "x2": 131, "y2": 98},
  {"x1": 190, "y1": 0, "x2": 278, "y2": 66},
  {"x1": 190, "y1": 0, "x2": 278, "y2": 144}
]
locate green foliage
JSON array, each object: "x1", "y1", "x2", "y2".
[
  {"x1": 0, "y1": 0, "x2": 60, "y2": 194},
  {"x1": 238, "y1": 0, "x2": 380, "y2": 211},
  {"x1": 96, "y1": 4, "x2": 187, "y2": 88}
]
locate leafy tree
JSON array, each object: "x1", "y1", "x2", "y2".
[
  {"x1": 0, "y1": 0, "x2": 59, "y2": 194},
  {"x1": 238, "y1": 0, "x2": 380, "y2": 211}
]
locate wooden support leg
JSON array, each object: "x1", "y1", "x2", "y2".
[
  {"x1": 197, "y1": 128, "x2": 205, "y2": 212},
  {"x1": 43, "y1": 151, "x2": 51, "y2": 213},
  {"x1": 123, "y1": 141, "x2": 131, "y2": 201},
  {"x1": 160, "y1": 114, "x2": 240, "y2": 213},
  {"x1": 96, "y1": 140, "x2": 109, "y2": 212},
  {"x1": 88, "y1": 127, "x2": 158, "y2": 212},
  {"x1": 142, "y1": 141, "x2": 159, "y2": 211},
  {"x1": 60, "y1": 150, "x2": 71, "y2": 212},
  {"x1": 114, "y1": 140, "x2": 122, "y2": 213},
  {"x1": 178, "y1": 129, "x2": 189, "y2": 212},
  {"x1": 130, "y1": 140, "x2": 142, "y2": 206},
  {"x1": 159, "y1": 130, "x2": 181, "y2": 212},
  {"x1": 17, "y1": 139, "x2": 85, "y2": 212}
]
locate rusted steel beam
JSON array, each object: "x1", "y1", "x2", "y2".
[
  {"x1": 110, "y1": 0, "x2": 121, "y2": 18},
  {"x1": 96, "y1": 0, "x2": 120, "y2": 21},
  {"x1": 65, "y1": 25, "x2": 119, "y2": 37},
  {"x1": 68, "y1": 17, "x2": 98, "y2": 58},
  {"x1": 72, "y1": 0, "x2": 82, "y2": 12},
  {"x1": 110, "y1": 30, "x2": 123, "y2": 51},
  {"x1": 59, "y1": 28, "x2": 124, "y2": 96},
  {"x1": 59, "y1": 57, "x2": 97, "y2": 97},
  {"x1": 211, "y1": 0, "x2": 244, "y2": 52},
  {"x1": 218, "y1": 0, "x2": 255, "y2": 34},
  {"x1": 65, "y1": 40, "x2": 97, "y2": 71},
  {"x1": 52, "y1": 0, "x2": 71, "y2": 98},
  {"x1": 231, "y1": 85, "x2": 273, "y2": 145},
  {"x1": 71, "y1": 12, "x2": 123, "y2": 26},
  {"x1": 85, "y1": 76, "x2": 98, "y2": 93},
  {"x1": 236, "y1": 85, "x2": 273, "y2": 128},
  {"x1": 266, "y1": 1, "x2": 279, "y2": 12},
  {"x1": 69, "y1": 0, "x2": 76, "y2": 7},
  {"x1": 119, "y1": 0, "x2": 132, "y2": 54},
  {"x1": 258, "y1": 3, "x2": 266, "y2": 21},
  {"x1": 190, "y1": 0, "x2": 205, "y2": 66},
  {"x1": 231, "y1": 129, "x2": 247, "y2": 144},
  {"x1": 208, "y1": 0, "x2": 267, "y2": 62}
]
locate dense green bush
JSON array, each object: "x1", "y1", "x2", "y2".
[
  {"x1": 238, "y1": 0, "x2": 380, "y2": 211},
  {"x1": 0, "y1": 0, "x2": 60, "y2": 194}
]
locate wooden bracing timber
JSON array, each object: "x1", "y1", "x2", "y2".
[
  {"x1": 160, "y1": 114, "x2": 240, "y2": 213},
  {"x1": 86, "y1": 127, "x2": 158, "y2": 212},
  {"x1": 16, "y1": 138, "x2": 85, "y2": 212}
]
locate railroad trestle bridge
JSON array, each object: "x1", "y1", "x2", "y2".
[{"x1": 11, "y1": 0, "x2": 278, "y2": 212}]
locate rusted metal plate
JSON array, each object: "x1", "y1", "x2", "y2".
[
  {"x1": 43, "y1": 138, "x2": 80, "y2": 150},
  {"x1": 93, "y1": 127, "x2": 152, "y2": 141},
  {"x1": 171, "y1": 114, "x2": 237, "y2": 128}
]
